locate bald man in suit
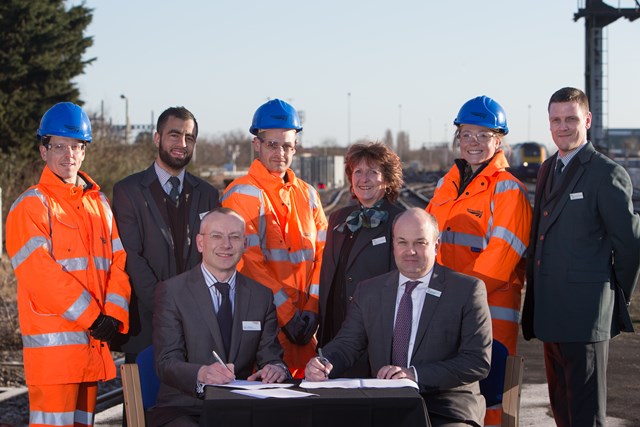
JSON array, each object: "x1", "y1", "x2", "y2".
[
  {"x1": 150, "y1": 208, "x2": 287, "y2": 426},
  {"x1": 306, "y1": 208, "x2": 492, "y2": 427}
]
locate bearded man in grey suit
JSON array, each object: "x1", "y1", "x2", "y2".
[
  {"x1": 306, "y1": 208, "x2": 492, "y2": 427},
  {"x1": 150, "y1": 208, "x2": 288, "y2": 426},
  {"x1": 522, "y1": 87, "x2": 640, "y2": 427}
]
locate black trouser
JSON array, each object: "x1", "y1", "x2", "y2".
[{"x1": 544, "y1": 341, "x2": 609, "y2": 427}]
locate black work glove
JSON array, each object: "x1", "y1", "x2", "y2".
[
  {"x1": 282, "y1": 311, "x2": 307, "y2": 345},
  {"x1": 90, "y1": 314, "x2": 120, "y2": 342},
  {"x1": 300, "y1": 310, "x2": 318, "y2": 344}
]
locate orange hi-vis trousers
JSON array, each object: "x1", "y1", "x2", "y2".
[{"x1": 28, "y1": 382, "x2": 97, "y2": 427}]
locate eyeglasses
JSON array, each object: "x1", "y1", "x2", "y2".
[
  {"x1": 458, "y1": 131, "x2": 496, "y2": 143},
  {"x1": 46, "y1": 143, "x2": 86, "y2": 153},
  {"x1": 257, "y1": 137, "x2": 297, "y2": 153}
]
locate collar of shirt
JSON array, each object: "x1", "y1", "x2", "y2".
[
  {"x1": 200, "y1": 263, "x2": 237, "y2": 313},
  {"x1": 557, "y1": 140, "x2": 588, "y2": 168},
  {"x1": 154, "y1": 161, "x2": 186, "y2": 196}
]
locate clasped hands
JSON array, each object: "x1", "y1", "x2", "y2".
[
  {"x1": 197, "y1": 362, "x2": 289, "y2": 385},
  {"x1": 305, "y1": 357, "x2": 416, "y2": 382},
  {"x1": 282, "y1": 310, "x2": 317, "y2": 345}
]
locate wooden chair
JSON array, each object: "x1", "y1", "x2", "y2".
[
  {"x1": 501, "y1": 355, "x2": 525, "y2": 427},
  {"x1": 121, "y1": 363, "x2": 146, "y2": 427}
]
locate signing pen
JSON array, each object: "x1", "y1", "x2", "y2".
[
  {"x1": 317, "y1": 348, "x2": 329, "y2": 378},
  {"x1": 212, "y1": 350, "x2": 234, "y2": 374}
]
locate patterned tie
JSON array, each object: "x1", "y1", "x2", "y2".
[
  {"x1": 391, "y1": 281, "x2": 421, "y2": 367},
  {"x1": 214, "y1": 282, "x2": 232, "y2": 356},
  {"x1": 168, "y1": 176, "x2": 180, "y2": 204}
]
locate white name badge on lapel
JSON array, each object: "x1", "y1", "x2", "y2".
[
  {"x1": 570, "y1": 192, "x2": 584, "y2": 200},
  {"x1": 199, "y1": 211, "x2": 209, "y2": 220},
  {"x1": 371, "y1": 236, "x2": 386, "y2": 246},
  {"x1": 242, "y1": 321, "x2": 261, "y2": 331},
  {"x1": 426, "y1": 288, "x2": 442, "y2": 298}
]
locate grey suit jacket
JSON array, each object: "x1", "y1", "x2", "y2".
[
  {"x1": 318, "y1": 199, "x2": 404, "y2": 346},
  {"x1": 322, "y1": 265, "x2": 492, "y2": 426},
  {"x1": 522, "y1": 142, "x2": 640, "y2": 342},
  {"x1": 111, "y1": 163, "x2": 220, "y2": 353},
  {"x1": 153, "y1": 266, "x2": 284, "y2": 408}
]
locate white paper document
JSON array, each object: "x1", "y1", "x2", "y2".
[
  {"x1": 231, "y1": 388, "x2": 317, "y2": 399},
  {"x1": 208, "y1": 380, "x2": 295, "y2": 390},
  {"x1": 300, "y1": 378, "x2": 418, "y2": 390}
]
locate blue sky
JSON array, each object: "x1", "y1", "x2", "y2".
[{"x1": 72, "y1": 0, "x2": 639, "y2": 150}]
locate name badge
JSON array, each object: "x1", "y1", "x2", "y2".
[
  {"x1": 570, "y1": 192, "x2": 584, "y2": 200},
  {"x1": 426, "y1": 288, "x2": 442, "y2": 298},
  {"x1": 371, "y1": 237, "x2": 386, "y2": 246},
  {"x1": 242, "y1": 321, "x2": 261, "y2": 331},
  {"x1": 199, "y1": 211, "x2": 209, "y2": 220}
]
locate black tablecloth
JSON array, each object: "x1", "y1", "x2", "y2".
[{"x1": 200, "y1": 384, "x2": 430, "y2": 427}]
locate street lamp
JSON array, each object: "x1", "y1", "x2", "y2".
[{"x1": 120, "y1": 94, "x2": 130, "y2": 144}]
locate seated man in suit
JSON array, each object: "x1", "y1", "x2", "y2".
[
  {"x1": 151, "y1": 207, "x2": 288, "y2": 426},
  {"x1": 306, "y1": 208, "x2": 492, "y2": 427}
]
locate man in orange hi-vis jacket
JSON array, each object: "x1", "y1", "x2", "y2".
[
  {"x1": 6, "y1": 103, "x2": 130, "y2": 427},
  {"x1": 221, "y1": 99, "x2": 327, "y2": 379}
]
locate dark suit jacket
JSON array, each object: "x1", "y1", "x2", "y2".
[
  {"x1": 323, "y1": 265, "x2": 492, "y2": 427},
  {"x1": 152, "y1": 266, "x2": 284, "y2": 409},
  {"x1": 522, "y1": 142, "x2": 640, "y2": 342},
  {"x1": 111, "y1": 163, "x2": 220, "y2": 353},
  {"x1": 318, "y1": 199, "x2": 404, "y2": 346}
]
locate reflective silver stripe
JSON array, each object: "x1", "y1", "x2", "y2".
[
  {"x1": 22, "y1": 331, "x2": 89, "y2": 348},
  {"x1": 223, "y1": 184, "x2": 268, "y2": 255},
  {"x1": 57, "y1": 257, "x2": 89, "y2": 272},
  {"x1": 308, "y1": 187, "x2": 319, "y2": 209},
  {"x1": 273, "y1": 288, "x2": 289, "y2": 308},
  {"x1": 439, "y1": 230, "x2": 488, "y2": 250},
  {"x1": 308, "y1": 284, "x2": 319, "y2": 297},
  {"x1": 10, "y1": 188, "x2": 49, "y2": 213},
  {"x1": 93, "y1": 256, "x2": 111, "y2": 271},
  {"x1": 246, "y1": 233, "x2": 260, "y2": 248},
  {"x1": 495, "y1": 179, "x2": 527, "y2": 198},
  {"x1": 263, "y1": 248, "x2": 314, "y2": 264},
  {"x1": 74, "y1": 409, "x2": 94, "y2": 425},
  {"x1": 435, "y1": 177, "x2": 444, "y2": 189},
  {"x1": 30, "y1": 410, "x2": 74, "y2": 426},
  {"x1": 10, "y1": 236, "x2": 51, "y2": 270},
  {"x1": 62, "y1": 290, "x2": 92, "y2": 322},
  {"x1": 317, "y1": 229, "x2": 327, "y2": 242},
  {"x1": 99, "y1": 193, "x2": 113, "y2": 236},
  {"x1": 489, "y1": 305, "x2": 520, "y2": 323},
  {"x1": 491, "y1": 226, "x2": 527, "y2": 257},
  {"x1": 106, "y1": 293, "x2": 129, "y2": 312},
  {"x1": 112, "y1": 237, "x2": 123, "y2": 252},
  {"x1": 221, "y1": 184, "x2": 262, "y2": 201}
]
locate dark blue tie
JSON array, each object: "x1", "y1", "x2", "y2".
[
  {"x1": 214, "y1": 282, "x2": 232, "y2": 356},
  {"x1": 168, "y1": 176, "x2": 180, "y2": 204},
  {"x1": 392, "y1": 281, "x2": 421, "y2": 367}
]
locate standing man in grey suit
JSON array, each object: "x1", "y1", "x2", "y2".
[
  {"x1": 111, "y1": 106, "x2": 220, "y2": 363},
  {"x1": 306, "y1": 208, "x2": 492, "y2": 427},
  {"x1": 151, "y1": 208, "x2": 287, "y2": 426},
  {"x1": 522, "y1": 87, "x2": 640, "y2": 427}
]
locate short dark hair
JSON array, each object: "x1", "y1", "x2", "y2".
[
  {"x1": 548, "y1": 87, "x2": 590, "y2": 113},
  {"x1": 345, "y1": 142, "x2": 404, "y2": 203},
  {"x1": 157, "y1": 107, "x2": 198, "y2": 138}
]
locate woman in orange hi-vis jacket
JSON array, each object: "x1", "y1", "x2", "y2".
[
  {"x1": 6, "y1": 103, "x2": 130, "y2": 427},
  {"x1": 427, "y1": 96, "x2": 532, "y2": 427},
  {"x1": 222, "y1": 99, "x2": 327, "y2": 379}
]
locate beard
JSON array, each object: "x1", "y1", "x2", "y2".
[{"x1": 158, "y1": 138, "x2": 193, "y2": 170}]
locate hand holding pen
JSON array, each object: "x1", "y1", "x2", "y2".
[
  {"x1": 305, "y1": 348, "x2": 333, "y2": 381},
  {"x1": 197, "y1": 350, "x2": 236, "y2": 385}
]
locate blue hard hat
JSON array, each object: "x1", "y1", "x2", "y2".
[
  {"x1": 250, "y1": 99, "x2": 303, "y2": 135},
  {"x1": 453, "y1": 96, "x2": 509, "y2": 135},
  {"x1": 37, "y1": 102, "x2": 92, "y2": 143}
]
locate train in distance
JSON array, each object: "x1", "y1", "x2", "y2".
[{"x1": 506, "y1": 141, "x2": 548, "y2": 182}]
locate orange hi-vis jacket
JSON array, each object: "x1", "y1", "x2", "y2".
[
  {"x1": 6, "y1": 166, "x2": 130, "y2": 385},
  {"x1": 427, "y1": 151, "x2": 532, "y2": 355},
  {"x1": 221, "y1": 160, "x2": 327, "y2": 375}
]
